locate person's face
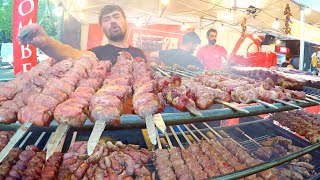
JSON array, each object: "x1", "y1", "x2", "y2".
[
  {"x1": 187, "y1": 42, "x2": 198, "y2": 53},
  {"x1": 101, "y1": 11, "x2": 127, "y2": 42},
  {"x1": 207, "y1": 31, "x2": 217, "y2": 45}
]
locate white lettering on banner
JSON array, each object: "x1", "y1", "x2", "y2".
[
  {"x1": 132, "y1": 33, "x2": 139, "y2": 47},
  {"x1": 18, "y1": 0, "x2": 35, "y2": 16},
  {"x1": 22, "y1": 63, "x2": 32, "y2": 72},
  {"x1": 18, "y1": 19, "x2": 33, "y2": 30},
  {"x1": 21, "y1": 44, "x2": 32, "y2": 59},
  {"x1": 162, "y1": 37, "x2": 179, "y2": 50}
]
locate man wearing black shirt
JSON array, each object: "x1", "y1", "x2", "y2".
[
  {"x1": 281, "y1": 53, "x2": 294, "y2": 68},
  {"x1": 18, "y1": 5, "x2": 145, "y2": 64},
  {"x1": 151, "y1": 32, "x2": 204, "y2": 69}
]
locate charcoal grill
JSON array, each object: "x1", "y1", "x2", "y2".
[{"x1": 154, "y1": 119, "x2": 320, "y2": 179}]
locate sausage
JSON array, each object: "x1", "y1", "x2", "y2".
[
  {"x1": 69, "y1": 160, "x2": 84, "y2": 173},
  {"x1": 85, "y1": 163, "x2": 97, "y2": 178},
  {"x1": 75, "y1": 162, "x2": 89, "y2": 180},
  {"x1": 98, "y1": 158, "x2": 107, "y2": 170},
  {"x1": 114, "y1": 154, "x2": 134, "y2": 176},
  {"x1": 104, "y1": 156, "x2": 112, "y2": 168},
  {"x1": 106, "y1": 141, "x2": 119, "y2": 152},
  {"x1": 115, "y1": 141, "x2": 125, "y2": 149},
  {"x1": 87, "y1": 145, "x2": 104, "y2": 164},
  {"x1": 94, "y1": 167, "x2": 104, "y2": 180},
  {"x1": 107, "y1": 168, "x2": 117, "y2": 180},
  {"x1": 110, "y1": 157, "x2": 122, "y2": 173}
]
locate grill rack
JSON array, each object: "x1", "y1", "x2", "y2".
[{"x1": 154, "y1": 119, "x2": 320, "y2": 179}]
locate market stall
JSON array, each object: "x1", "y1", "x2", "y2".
[{"x1": 0, "y1": 0, "x2": 320, "y2": 179}]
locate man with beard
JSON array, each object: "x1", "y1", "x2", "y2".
[
  {"x1": 18, "y1": 5, "x2": 146, "y2": 64},
  {"x1": 150, "y1": 32, "x2": 203, "y2": 69},
  {"x1": 196, "y1": 28, "x2": 227, "y2": 69}
]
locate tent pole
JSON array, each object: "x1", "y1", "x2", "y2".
[{"x1": 299, "y1": 7, "x2": 305, "y2": 70}]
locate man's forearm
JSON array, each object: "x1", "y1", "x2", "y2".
[{"x1": 39, "y1": 37, "x2": 84, "y2": 61}]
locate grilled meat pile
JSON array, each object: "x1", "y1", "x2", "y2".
[
  {"x1": 155, "y1": 138, "x2": 277, "y2": 180},
  {"x1": 256, "y1": 136, "x2": 315, "y2": 179},
  {"x1": 229, "y1": 66, "x2": 320, "y2": 90},
  {"x1": 57, "y1": 140, "x2": 153, "y2": 180},
  {"x1": 0, "y1": 140, "x2": 153, "y2": 180},
  {"x1": 195, "y1": 73, "x2": 306, "y2": 104},
  {"x1": 270, "y1": 111, "x2": 320, "y2": 144},
  {"x1": 0, "y1": 131, "x2": 14, "y2": 151}
]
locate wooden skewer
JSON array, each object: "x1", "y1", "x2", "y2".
[
  {"x1": 214, "y1": 99, "x2": 250, "y2": 114},
  {"x1": 18, "y1": 132, "x2": 32, "y2": 149},
  {"x1": 202, "y1": 122, "x2": 223, "y2": 139},
  {"x1": 34, "y1": 132, "x2": 46, "y2": 147},
  {"x1": 169, "y1": 126, "x2": 185, "y2": 150},
  {"x1": 286, "y1": 97, "x2": 308, "y2": 104},
  {"x1": 183, "y1": 124, "x2": 201, "y2": 142},
  {"x1": 164, "y1": 131, "x2": 174, "y2": 149},
  {"x1": 305, "y1": 97, "x2": 320, "y2": 105},
  {"x1": 252, "y1": 99, "x2": 278, "y2": 109},
  {"x1": 235, "y1": 127, "x2": 261, "y2": 147},
  {"x1": 190, "y1": 124, "x2": 210, "y2": 142},
  {"x1": 176, "y1": 125, "x2": 192, "y2": 145},
  {"x1": 161, "y1": 68, "x2": 194, "y2": 78},
  {"x1": 271, "y1": 98, "x2": 302, "y2": 109},
  {"x1": 156, "y1": 130, "x2": 162, "y2": 150},
  {"x1": 145, "y1": 114, "x2": 157, "y2": 145},
  {"x1": 217, "y1": 129, "x2": 244, "y2": 148}
]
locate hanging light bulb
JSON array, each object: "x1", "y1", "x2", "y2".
[
  {"x1": 161, "y1": 0, "x2": 170, "y2": 5},
  {"x1": 180, "y1": 23, "x2": 189, "y2": 31},
  {"x1": 272, "y1": 18, "x2": 280, "y2": 29},
  {"x1": 304, "y1": 7, "x2": 311, "y2": 15},
  {"x1": 134, "y1": 18, "x2": 143, "y2": 27},
  {"x1": 253, "y1": 34, "x2": 258, "y2": 39},
  {"x1": 54, "y1": 6, "x2": 63, "y2": 16},
  {"x1": 276, "y1": 39, "x2": 281, "y2": 45}
]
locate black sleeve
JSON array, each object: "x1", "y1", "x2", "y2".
[
  {"x1": 192, "y1": 57, "x2": 204, "y2": 69},
  {"x1": 159, "y1": 50, "x2": 172, "y2": 64}
]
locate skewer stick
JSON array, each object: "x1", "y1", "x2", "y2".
[
  {"x1": 173, "y1": 64, "x2": 202, "y2": 75},
  {"x1": 70, "y1": 132, "x2": 77, "y2": 148},
  {"x1": 202, "y1": 122, "x2": 223, "y2": 139},
  {"x1": 271, "y1": 98, "x2": 302, "y2": 109},
  {"x1": 161, "y1": 68, "x2": 194, "y2": 78},
  {"x1": 190, "y1": 124, "x2": 210, "y2": 142},
  {"x1": 213, "y1": 99, "x2": 250, "y2": 114},
  {"x1": 0, "y1": 122, "x2": 32, "y2": 162},
  {"x1": 235, "y1": 127, "x2": 261, "y2": 147},
  {"x1": 185, "y1": 104, "x2": 204, "y2": 117},
  {"x1": 217, "y1": 130, "x2": 243, "y2": 148},
  {"x1": 306, "y1": 94, "x2": 320, "y2": 99},
  {"x1": 153, "y1": 113, "x2": 166, "y2": 134},
  {"x1": 34, "y1": 132, "x2": 46, "y2": 147},
  {"x1": 18, "y1": 132, "x2": 32, "y2": 149},
  {"x1": 156, "y1": 131, "x2": 162, "y2": 150},
  {"x1": 176, "y1": 125, "x2": 192, "y2": 145},
  {"x1": 43, "y1": 133, "x2": 54, "y2": 151},
  {"x1": 145, "y1": 114, "x2": 157, "y2": 145},
  {"x1": 286, "y1": 97, "x2": 308, "y2": 103},
  {"x1": 164, "y1": 131, "x2": 174, "y2": 149},
  {"x1": 252, "y1": 99, "x2": 278, "y2": 109},
  {"x1": 206, "y1": 131, "x2": 216, "y2": 140},
  {"x1": 183, "y1": 124, "x2": 201, "y2": 142},
  {"x1": 87, "y1": 120, "x2": 106, "y2": 156},
  {"x1": 169, "y1": 126, "x2": 185, "y2": 150},
  {"x1": 305, "y1": 97, "x2": 320, "y2": 104},
  {"x1": 46, "y1": 123, "x2": 70, "y2": 160}
]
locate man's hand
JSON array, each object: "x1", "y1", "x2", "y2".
[{"x1": 18, "y1": 23, "x2": 48, "y2": 48}]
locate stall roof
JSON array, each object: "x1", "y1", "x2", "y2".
[{"x1": 50, "y1": 0, "x2": 320, "y2": 37}]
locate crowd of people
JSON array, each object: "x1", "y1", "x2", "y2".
[{"x1": 18, "y1": 5, "x2": 227, "y2": 70}]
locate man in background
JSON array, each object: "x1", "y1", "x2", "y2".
[
  {"x1": 18, "y1": 5, "x2": 145, "y2": 64},
  {"x1": 281, "y1": 53, "x2": 294, "y2": 68},
  {"x1": 197, "y1": 28, "x2": 227, "y2": 69},
  {"x1": 150, "y1": 32, "x2": 203, "y2": 69}
]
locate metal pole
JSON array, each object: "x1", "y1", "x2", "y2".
[{"x1": 299, "y1": 7, "x2": 305, "y2": 70}]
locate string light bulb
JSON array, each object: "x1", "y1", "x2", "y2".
[
  {"x1": 253, "y1": 34, "x2": 258, "y2": 39},
  {"x1": 272, "y1": 18, "x2": 280, "y2": 29},
  {"x1": 304, "y1": 7, "x2": 311, "y2": 15},
  {"x1": 161, "y1": 0, "x2": 170, "y2": 5}
]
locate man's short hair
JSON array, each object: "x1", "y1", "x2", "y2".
[
  {"x1": 182, "y1": 32, "x2": 201, "y2": 45},
  {"x1": 286, "y1": 53, "x2": 292, "y2": 60},
  {"x1": 206, "y1": 28, "x2": 217, "y2": 37},
  {"x1": 99, "y1": 5, "x2": 126, "y2": 24}
]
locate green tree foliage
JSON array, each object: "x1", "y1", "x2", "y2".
[{"x1": 0, "y1": 0, "x2": 59, "y2": 43}]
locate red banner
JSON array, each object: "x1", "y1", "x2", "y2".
[
  {"x1": 86, "y1": 24, "x2": 194, "y2": 59},
  {"x1": 12, "y1": 0, "x2": 38, "y2": 75}
]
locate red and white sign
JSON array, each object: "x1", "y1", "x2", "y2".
[
  {"x1": 12, "y1": 0, "x2": 38, "y2": 75},
  {"x1": 86, "y1": 24, "x2": 194, "y2": 59},
  {"x1": 275, "y1": 46, "x2": 290, "y2": 54}
]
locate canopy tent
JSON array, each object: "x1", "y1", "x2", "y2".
[{"x1": 49, "y1": 0, "x2": 320, "y2": 39}]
